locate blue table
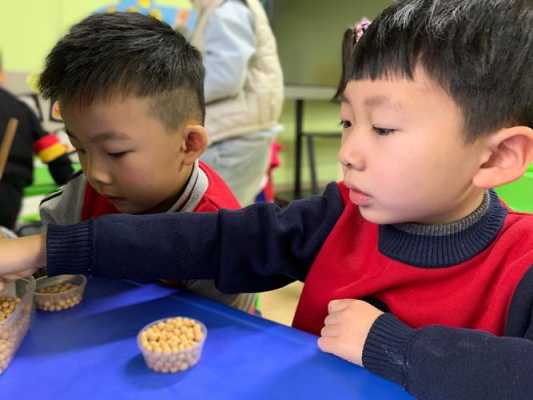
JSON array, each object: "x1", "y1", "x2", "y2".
[{"x1": 1, "y1": 278, "x2": 413, "y2": 399}]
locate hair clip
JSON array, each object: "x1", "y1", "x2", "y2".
[{"x1": 354, "y1": 17, "x2": 372, "y2": 45}]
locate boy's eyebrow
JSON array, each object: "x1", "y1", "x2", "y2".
[
  {"x1": 339, "y1": 94, "x2": 403, "y2": 111},
  {"x1": 339, "y1": 93, "x2": 350, "y2": 104},
  {"x1": 364, "y1": 96, "x2": 404, "y2": 111},
  {"x1": 65, "y1": 129, "x2": 130, "y2": 143}
]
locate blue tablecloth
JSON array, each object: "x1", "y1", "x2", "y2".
[{"x1": 1, "y1": 278, "x2": 413, "y2": 399}]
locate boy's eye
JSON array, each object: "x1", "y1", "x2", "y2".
[
  {"x1": 108, "y1": 151, "x2": 129, "y2": 159},
  {"x1": 339, "y1": 120, "x2": 352, "y2": 129},
  {"x1": 373, "y1": 126, "x2": 395, "y2": 136}
]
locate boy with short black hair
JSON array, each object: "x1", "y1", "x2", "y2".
[{"x1": 37, "y1": 12, "x2": 256, "y2": 312}]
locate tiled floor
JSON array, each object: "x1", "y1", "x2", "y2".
[{"x1": 260, "y1": 281, "x2": 303, "y2": 326}]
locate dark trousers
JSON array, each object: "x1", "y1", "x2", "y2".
[{"x1": 0, "y1": 182, "x2": 22, "y2": 229}]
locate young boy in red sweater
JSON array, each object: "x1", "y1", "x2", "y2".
[
  {"x1": 1, "y1": 1, "x2": 533, "y2": 398},
  {"x1": 34, "y1": 12, "x2": 255, "y2": 312}
]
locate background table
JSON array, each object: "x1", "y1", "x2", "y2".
[{"x1": 1, "y1": 278, "x2": 413, "y2": 400}]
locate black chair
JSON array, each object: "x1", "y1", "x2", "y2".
[{"x1": 293, "y1": 98, "x2": 341, "y2": 197}]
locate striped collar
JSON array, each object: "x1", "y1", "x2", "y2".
[{"x1": 378, "y1": 190, "x2": 507, "y2": 267}]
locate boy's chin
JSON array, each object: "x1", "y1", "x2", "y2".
[
  {"x1": 357, "y1": 207, "x2": 405, "y2": 226},
  {"x1": 110, "y1": 201, "x2": 144, "y2": 214}
]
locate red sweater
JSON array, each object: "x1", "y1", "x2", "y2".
[
  {"x1": 81, "y1": 161, "x2": 239, "y2": 219},
  {"x1": 293, "y1": 183, "x2": 533, "y2": 336}
]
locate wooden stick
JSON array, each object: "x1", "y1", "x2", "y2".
[{"x1": 0, "y1": 118, "x2": 19, "y2": 180}]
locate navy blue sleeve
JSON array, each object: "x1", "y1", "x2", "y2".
[
  {"x1": 362, "y1": 266, "x2": 533, "y2": 400},
  {"x1": 46, "y1": 182, "x2": 344, "y2": 293}
]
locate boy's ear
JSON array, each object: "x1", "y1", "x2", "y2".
[
  {"x1": 473, "y1": 126, "x2": 533, "y2": 189},
  {"x1": 180, "y1": 124, "x2": 208, "y2": 166}
]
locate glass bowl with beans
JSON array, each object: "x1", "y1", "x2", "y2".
[
  {"x1": 137, "y1": 316, "x2": 207, "y2": 373},
  {"x1": 0, "y1": 277, "x2": 35, "y2": 374},
  {"x1": 34, "y1": 274, "x2": 87, "y2": 312}
]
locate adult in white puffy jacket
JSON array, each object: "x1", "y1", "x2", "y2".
[{"x1": 190, "y1": 0, "x2": 283, "y2": 205}]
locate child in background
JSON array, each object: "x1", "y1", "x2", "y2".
[
  {"x1": 37, "y1": 12, "x2": 255, "y2": 312},
  {"x1": 0, "y1": 53, "x2": 73, "y2": 230},
  {"x1": 1, "y1": 1, "x2": 533, "y2": 398}
]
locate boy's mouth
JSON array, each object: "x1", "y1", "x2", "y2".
[{"x1": 347, "y1": 186, "x2": 372, "y2": 206}]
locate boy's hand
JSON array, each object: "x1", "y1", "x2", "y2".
[
  {"x1": 318, "y1": 299, "x2": 384, "y2": 366},
  {"x1": 0, "y1": 235, "x2": 46, "y2": 291}
]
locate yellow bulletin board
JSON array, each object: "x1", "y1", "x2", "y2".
[{"x1": 0, "y1": 0, "x2": 193, "y2": 73}]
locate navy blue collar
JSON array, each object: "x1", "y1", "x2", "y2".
[{"x1": 378, "y1": 190, "x2": 508, "y2": 267}]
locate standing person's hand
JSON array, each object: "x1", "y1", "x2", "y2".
[
  {"x1": 318, "y1": 299, "x2": 384, "y2": 366},
  {"x1": 0, "y1": 235, "x2": 46, "y2": 290}
]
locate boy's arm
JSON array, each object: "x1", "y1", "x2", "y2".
[
  {"x1": 42, "y1": 182, "x2": 343, "y2": 293},
  {"x1": 362, "y1": 312, "x2": 533, "y2": 400},
  {"x1": 365, "y1": 265, "x2": 533, "y2": 400},
  {"x1": 321, "y1": 266, "x2": 533, "y2": 400}
]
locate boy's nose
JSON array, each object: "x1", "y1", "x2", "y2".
[
  {"x1": 338, "y1": 140, "x2": 365, "y2": 171},
  {"x1": 86, "y1": 157, "x2": 112, "y2": 186}
]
